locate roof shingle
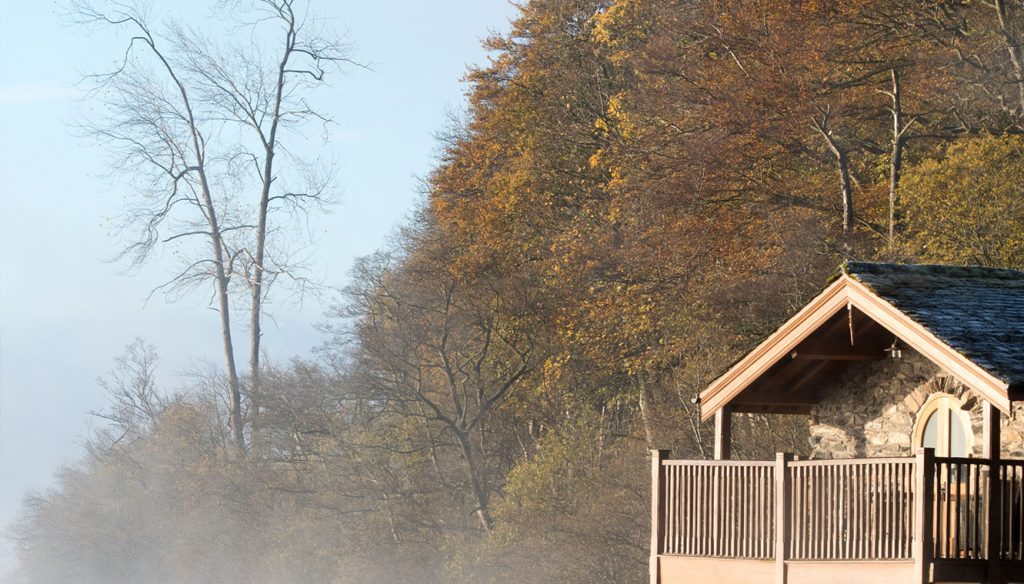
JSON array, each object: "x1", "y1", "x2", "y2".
[{"x1": 845, "y1": 262, "x2": 1024, "y2": 391}]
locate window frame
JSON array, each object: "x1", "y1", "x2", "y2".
[{"x1": 912, "y1": 392, "x2": 974, "y2": 457}]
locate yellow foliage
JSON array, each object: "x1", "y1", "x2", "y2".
[{"x1": 901, "y1": 135, "x2": 1024, "y2": 269}]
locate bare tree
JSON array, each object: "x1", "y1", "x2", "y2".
[
  {"x1": 811, "y1": 104, "x2": 854, "y2": 237},
  {"x1": 71, "y1": 0, "x2": 360, "y2": 450},
  {"x1": 93, "y1": 337, "x2": 165, "y2": 444},
  {"x1": 879, "y1": 69, "x2": 918, "y2": 242},
  {"x1": 339, "y1": 226, "x2": 537, "y2": 532}
]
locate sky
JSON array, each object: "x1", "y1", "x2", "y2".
[{"x1": 0, "y1": 0, "x2": 518, "y2": 571}]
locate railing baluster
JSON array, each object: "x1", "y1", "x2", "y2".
[
  {"x1": 688, "y1": 464, "x2": 695, "y2": 555},
  {"x1": 730, "y1": 464, "x2": 738, "y2": 556},
  {"x1": 973, "y1": 462, "x2": 979, "y2": 559},
  {"x1": 1011, "y1": 463, "x2": 1019, "y2": 557},
  {"x1": 890, "y1": 462, "x2": 896, "y2": 559},
  {"x1": 698, "y1": 464, "x2": 704, "y2": 556},
  {"x1": 795, "y1": 466, "x2": 802, "y2": 560},
  {"x1": 742, "y1": 466, "x2": 748, "y2": 558},
  {"x1": 667, "y1": 463, "x2": 674, "y2": 554},
  {"x1": 886, "y1": 463, "x2": 893, "y2": 559},
  {"x1": 850, "y1": 463, "x2": 855, "y2": 560},
  {"x1": 749, "y1": 463, "x2": 757, "y2": 553}
]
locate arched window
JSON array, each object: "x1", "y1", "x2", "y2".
[{"x1": 913, "y1": 393, "x2": 973, "y2": 457}]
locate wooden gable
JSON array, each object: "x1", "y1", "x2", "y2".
[{"x1": 698, "y1": 274, "x2": 1013, "y2": 421}]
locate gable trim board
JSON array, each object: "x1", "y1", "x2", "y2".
[{"x1": 698, "y1": 274, "x2": 1012, "y2": 422}]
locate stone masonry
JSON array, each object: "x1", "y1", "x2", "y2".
[{"x1": 808, "y1": 348, "x2": 1024, "y2": 459}]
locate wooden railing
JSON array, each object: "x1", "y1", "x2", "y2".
[
  {"x1": 788, "y1": 457, "x2": 916, "y2": 560},
  {"x1": 660, "y1": 460, "x2": 775, "y2": 558},
  {"x1": 930, "y1": 458, "x2": 1024, "y2": 562},
  {"x1": 652, "y1": 450, "x2": 1024, "y2": 571},
  {"x1": 997, "y1": 460, "x2": 1024, "y2": 561},
  {"x1": 932, "y1": 457, "x2": 987, "y2": 560}
]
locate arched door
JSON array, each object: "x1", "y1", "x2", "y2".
[
  {"x1": 914, "y1": 394, "x2": 979, "y2": 557},
  {"x1": 914, "y1": 394, "x2": 972, "y2": 457}
]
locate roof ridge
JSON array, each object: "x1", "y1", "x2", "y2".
[{"x1": 844, "y1": 261, "x2": 1024, "y2": 280}]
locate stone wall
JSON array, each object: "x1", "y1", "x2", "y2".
[{"x1": 808, "y1": 348, "x2": 1024, "y2": 459}]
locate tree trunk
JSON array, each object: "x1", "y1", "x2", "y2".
[
  {"x1": 193, "y1": 133, "x2": 244, "y2": 452},
  {"x1": 995, "y1": 0, "x2": 1024, "y2": 116},
  {"x1": 247, "y1": 27, "x2": 289, "y2": 448},
  {"x1": 637, "y1": 379, "x2": 656, "y2": 448},
  {"x1": 455, "y1": 430, "x2": 493, "y2": 531},
  {"x1": 217, "y1": 271, "x2": 245, "y2": 450},
  {"x1": 812, "y1": 108, "x2": 854, "y2": 243},
  {"x1": 197, "y1": 177, "x2": 244, "y2": 451},
  {"x1": 838, "y1": 149, "x2": 853, "y2": 236},
  {"x1": 885, "y1": 69, "x2": 916, "y2": 243},
  {"x1": 888, "y1": 136, "x2": 904, "y2": 242}
]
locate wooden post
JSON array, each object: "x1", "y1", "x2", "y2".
[
  {"x1": 985, "y1": 403, "x2": 1002, "y2": 584},
  {"x1": 914, "y1": 448, "x2": 935, "y2": 584},
  {"x1": 715, "y1": 405, "x2": 733, "y2": 460},
  {"x1": 775, "y1": 453, "x2": 792, "y2": 584},
  {"x1": 651, "y1": 449, "x2": 669, "y2": 584},
  {"x1": 984, "y1": 401, "x2": 1002, "y2": 461}
]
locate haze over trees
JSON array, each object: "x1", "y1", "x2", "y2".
[
  {"x1": 9, "y1": 1, "x2": 1024, "y2": 583},
  {"x1": 71, "y1": 0, "x2": 357, "y2": 450}
]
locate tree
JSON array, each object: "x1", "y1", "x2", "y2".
[
  {"x1": 338, "y1": 219, "x2": 538, "y2": 531},
  {"x1": 900, "y1": 134, "x2": 1024, "y2": 268},
  {"x1": 72, "y1": 0, "x2": 357, "y2": 450},
  {"x1": 93, "y1": 338, "x2": 165, "y2": 446}
]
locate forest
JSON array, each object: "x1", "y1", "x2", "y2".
[{"x1": 8, "y1": 0, "x2": 1024, "y2": 582}]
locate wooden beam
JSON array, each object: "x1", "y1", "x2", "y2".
[
  {"x1": 775, "y1": 453, "x2": 793, "y2": 584},
  {"x1": 745, "y1": 359, "x2": 831, "y2": 403},
  {"x1": 790, "y1": 351, "x2": 885, "y2": 361},
  {"x1": 913, "y1": 448, "x2": 934, "y2": 584},
  {"x1": 715, "y1": 405, "x2": 732, "y2": 460},
  {"x1": 984, "y1": 401, "x2": 1001, "y2": 461},
  {"x1": 732, "y1": 399, "x2": 817, "y2": 408},
  {"x1": 650, "y1": 449, "x2": 669, "y2": 584},
  {"x1": 784, "y1": 359, "x2": 840, "y2": 397},
  {"x1": 731, "y1": 404, "x2": 814, "y2": 416},
  {"x1": 748, "y1": 359, "x2": 814, "y2": 396},
  {"x1": 798, "y1": 311, "x2": 883, "y2": 353},
  {"x1": 985, "y1": 402, "x2": 1002, "y2": 584}
]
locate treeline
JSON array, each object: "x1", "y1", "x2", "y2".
[{"x1": 10, "y1": 1, "x2": 1024, "y2": 582}]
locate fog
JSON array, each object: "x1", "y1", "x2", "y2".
[
  {"x1": 9, "y1": 0, "x2": 1009, "y2": 582},
  {"x1": 0, "y1": 0, "x2": 518, "y2": 580}
]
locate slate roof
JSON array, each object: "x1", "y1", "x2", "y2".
[{"x1": 845, "y1": 262, "x2": 1024, "y2": 392}]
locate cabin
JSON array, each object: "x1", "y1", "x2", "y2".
[{"x1": 650, "y1": 262, "x2": 1024, "y2": 584}]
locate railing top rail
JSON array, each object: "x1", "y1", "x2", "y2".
[
  {"x1": 934, "y1": 456, "x2": 993, "y2": 465},
  {"x1": 662, "y1": 455, "x2": 1024, "y2": 468},
  {"x1": 789, "y1": 457, "x2": 915, "y2": 467},
  {"x1": 661, "y1": 459, "x2": 775, "y2": 467}
]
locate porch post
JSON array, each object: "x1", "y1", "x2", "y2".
[
  {"x1": 984, "y1": 403, "x2": 1002, "y2": 584},
  {"x1": 650, "y1": 449, "x2": 669, "y2": 584},
  {"x1": 774, "y1": 452, "x2": 792, "y2": 584},
  {"x1": 715, "y1": 405, "x2": 732, "y2": 460},
  {"x1": 984, "y1": 401, "x2": 1001, "y2": 460},
  {"x1": 914, "y1": 448, "x2": 934, "y2": 584}
]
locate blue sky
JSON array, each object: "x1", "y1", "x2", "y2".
[{"x1": 0, "y1": 0, "x2": 518, "y2": 570}]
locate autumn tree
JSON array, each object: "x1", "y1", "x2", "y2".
[
  {"x1": 900, "y1": 134, "x2": 1024, "y2": 268},
  {"x1": 19, "y1": 1, "x2": 1024, "y2": 582}
]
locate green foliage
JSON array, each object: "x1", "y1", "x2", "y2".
[{"x1": 901, "y1": 134, "x2": 1024, "y2": 269}]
